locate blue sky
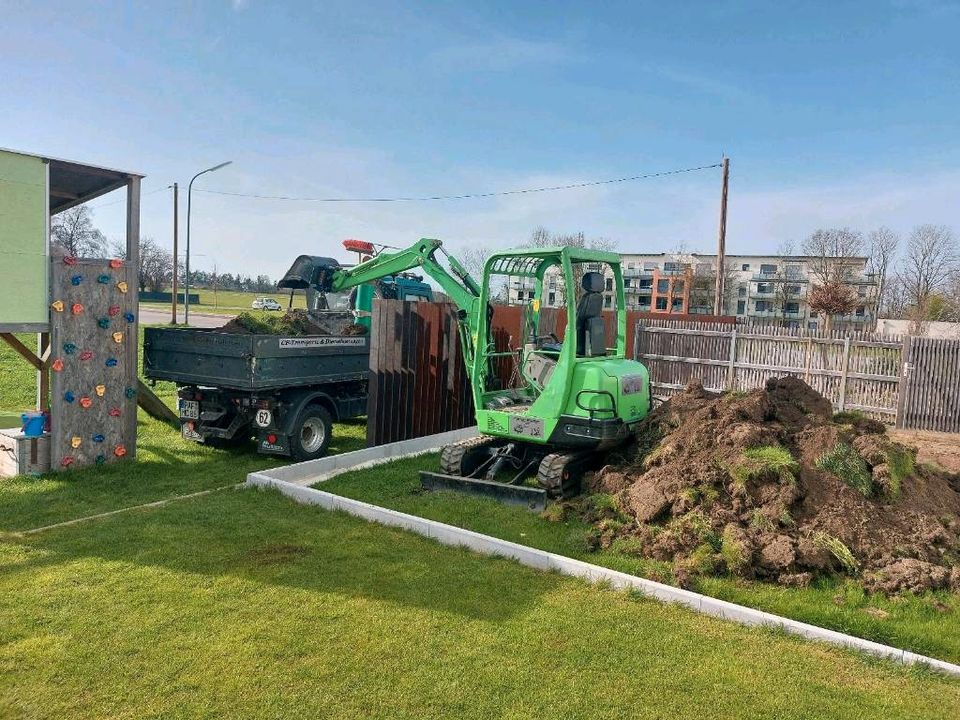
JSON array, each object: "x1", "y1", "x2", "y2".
[{"x1": 3, "y1": 1, "x2": 959, "y2": 277}]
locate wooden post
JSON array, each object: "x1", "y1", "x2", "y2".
[
  {"x1": 837, "y1": 336, "x2": 851, "y2": 411},
  {"x1": 895, "y1": 334, "x2": 913, "y2": 429},
  {"x1": 725, "y1": 328, "x2": 737, "y2": 390},
  {"x1": 126, "y1": 177, "x2": 141, "y2": 459},
  {"x1": 37, "y1": 332, "x2": 49, "y2": 411},
  {"x1": 171, "y1": 182, "x2": 179, "y2": 324},
  {"x1": 713, "y1": 156, "x2": 730, "y2": 315}
]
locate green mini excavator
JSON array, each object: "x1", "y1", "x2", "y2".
[{"x1": 313, "y1": 237, "x2": 652, "y2": 509}]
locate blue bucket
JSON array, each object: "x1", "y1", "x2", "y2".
[{"x1": 21, "y1": 412, "x2": 45, "y2": 437}]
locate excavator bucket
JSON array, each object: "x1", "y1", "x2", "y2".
[{"x1": 277, "y1": 255, "x2": 341, "y2": 291}]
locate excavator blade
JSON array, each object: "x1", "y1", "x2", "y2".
[{"x1": 419, "y1": 471, "x2": 547, "y2": 512}]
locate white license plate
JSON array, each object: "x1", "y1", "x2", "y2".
[
  {"x1": 181, "y1": 423, "x2": 203, "y2": 441},
  {"x1": 179, "y1": 399, "x2": 200, "y2": 420}
]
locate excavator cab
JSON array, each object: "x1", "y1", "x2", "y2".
[{"x1": 425, "y1": 246, "x2": 651, "y2": 506}]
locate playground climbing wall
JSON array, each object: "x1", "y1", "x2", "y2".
[{"x1": 49, "y1": 256, "x2": 138, "y2": 469}]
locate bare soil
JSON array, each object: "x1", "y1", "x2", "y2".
[
  {"x1": 218, "y1": 310, "x2": 367, "y2": 337},
  {"x1": 890, "y1": 429, "x2": 960, "y2": 475},
  {"x1": 578, "y1": 377, "x2": 960, "y2": 595}
]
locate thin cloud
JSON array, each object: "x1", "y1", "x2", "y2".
[{"x1": 432, "y1": 35, "x2": 572, "y2": 71}]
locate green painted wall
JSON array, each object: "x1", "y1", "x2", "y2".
[{"x1": 0, "y1": 150, "x2": 48, "y2": 327}]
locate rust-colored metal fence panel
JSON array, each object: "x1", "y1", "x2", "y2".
[
  {"x1": 366, "y1": 300, "x2": 525, "y2": 446},
  {"x1": 897, "y1": 336, "x2": 960, "y2": 433}
]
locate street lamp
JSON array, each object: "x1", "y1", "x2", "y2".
[{"x1": 185, "y1": 160, "x2": 232, "y2": 324}]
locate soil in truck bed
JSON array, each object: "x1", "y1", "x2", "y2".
[{"x1": 218, "y1": 310, "x2": 367, "y2": 337}]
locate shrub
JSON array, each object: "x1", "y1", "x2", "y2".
[{"x1": 816, "y1": 442, "x2": 873, "y2": 497}]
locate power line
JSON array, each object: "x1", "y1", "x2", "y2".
[
  {"x1": 87, "y1": 185, "x2": 168, "y2": 210},
  {"x1": 192, "y1": 162, "x2": 723, "y2": 204}
]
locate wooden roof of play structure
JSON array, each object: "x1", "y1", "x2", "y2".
[{"x1": 0, "y1": 147, "x2": 145, "y2": 215}]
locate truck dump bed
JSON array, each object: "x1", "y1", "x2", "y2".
[{"x1": 143, "y1": 327, "x2": 369, "y2": 391}]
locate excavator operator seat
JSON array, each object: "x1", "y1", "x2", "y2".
[{"x1": 576, "y1": 271, "x2": 606, "y2": 357}]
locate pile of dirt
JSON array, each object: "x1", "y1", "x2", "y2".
[
  {"x1": 578, "y1": 377, "x2": 960, "y2": 595},
  {"x1": 218, "y1": 310, "x2": 367, "y2": 337}
]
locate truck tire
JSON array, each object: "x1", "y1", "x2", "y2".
[{"x1": 290, "y1": 405, "x2": 333, "y2": 462}]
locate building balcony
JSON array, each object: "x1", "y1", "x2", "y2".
[
  {"x1": 751, "y1": 273, "x2": 807, "y2": 282},
  {"x1": 625, "y1": 285, "x2": 653, "y2": 294}
]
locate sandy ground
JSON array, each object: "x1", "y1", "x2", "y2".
[{"x1": 890, "y1": 429, "x2": 960, "y2": 474}]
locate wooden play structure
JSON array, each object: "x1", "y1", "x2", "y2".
[{"x1": 0, "y1": 147, "x2": 163, "y2": 474}]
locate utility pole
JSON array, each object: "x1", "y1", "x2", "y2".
[
  {"x1": 171, "y1": 182, "x2": 179, "y2": 324},
  {"x1": 713, "y1": 156, "x2": 730, "y2": 316}
]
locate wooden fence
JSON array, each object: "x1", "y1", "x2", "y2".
[
  {"x1": 365, "y1": 301, "x2": 527, "y2": 446},
  {"x1": 898, "y1": 335, "x2": 960, "y2": 433},
  {"x1": 366, "y1": 304, "x2": 960, "y2": 442},
  {"x1": 634, "y1": 319, "x2": 960, "y2": 430}
]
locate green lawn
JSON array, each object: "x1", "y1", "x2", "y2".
[
  {"x1": 2, "y1": 486, "x2": 959, "y2": 719},
  {"x1": 2, "y1": 327, "x2": 959, "y2": 717},
  {"x1": 140, "y1": 288, "x2": 307, "y2": 316},
  {"x1": 319, "y1": 455, "x2": 960, "y2": 666}
]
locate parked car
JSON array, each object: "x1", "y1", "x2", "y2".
[{"x1": 251, "y1": 297, "x2": 282, "y2": 311}]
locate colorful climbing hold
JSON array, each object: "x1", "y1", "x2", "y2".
[
  {"x1": 97, "y1": 317, "x2": 110, "y2": 329},
  {"x1": 124, "y1": 312, "x2": 135, "y2": 323},
  {"x1": 64, "y1": 391, "x2": 75, "y2": 403},
  {"x1": 105, "y1": 357, "x2": 118, "y2": 367},
  {"x1": 71, "y1": 275, "x2": 83, "y2": 286},
  {"x1": 92, "y1": 433, "x2": 105, "y2": 443},
  {"x1": 108, "y1": 305, "x2": 121, "y2": 317},
  {"x1": 112, "y1": 331, "x2": 124, "y2": 343},
  {"x1": 71, "y1": 303, "x2": 84, "y2": 315},
  {"x1": 70, "y1": 436, "x2": 82, "y2": 449},
  {"x1": 61, "y1": 456, "x2": 75, "y2": 467},
  {"x1": 109, "y1": 258, "x2": 123, "y2": 269},
  {"x1": 79, "y1": 396, "x2": 92, "y2": 409},
  {"x1": 108, "y1": 407, "x2": 121, "y2": 417},
  {"x1": 117, "y1": 281, "x2": 128, "y2": 294},
  {"x1": 63, "y1": 256, "x2": 78, "y2": 266},
  {"x1": 95, "y1": 384, "x2": 106, "y2": 397},
  {"x1": 95, "y1": 454, "x2": 106, "y2": 465},
  {"x1": 79, "y1": 350, "x2": 93, "y2": 361},
  {"x1": 63, "y1": 343, "x2": 77, "y2": 354},
  {"x1": 124, "y1": 386, "x2": 136, "y2": 399},
  {"x1": 97, "y1": 274, "x2": 111, "y2": 284},
  {"x1": 51, "y1": 358, "x2": 64, "y2": 372},
  {"x1": 114, "y1": 445, "x2": 127, "y2": 457},
  {"x1": 51, "y1": 300, "x2": 64, "y2": 312}
]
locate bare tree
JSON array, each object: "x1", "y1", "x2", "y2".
[
  {"x1": 50, "y1": 205, "x2": 106, "y2": 257},
  {"x1": 900, "y1": 224, "x2": 958, "y2": 332},
  {"x1": 689, "y1": 260, "x2": 738, "y2": 315},
  {"x1": 111, "y1": 236, "x2": 173, "y2": 293},
  {"x1": 867, "y1": 226, "x2": 899, "y2": 317},
  {"x1": 524, "y1": 227, "x2": 618, "y2": 305},
  {"x1": 801, "y1": 228, "x2": 864, "y2": 330}
]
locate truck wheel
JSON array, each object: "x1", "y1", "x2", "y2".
[{"x1": 291, "y1": 405, "x2": 333, "y2": 462}]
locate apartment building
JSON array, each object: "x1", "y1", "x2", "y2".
[{"x1": 507, "y1": 252, "x2": 878, "y2": 330}]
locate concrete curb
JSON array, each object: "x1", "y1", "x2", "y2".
[
  {"x1": 257, "y1": 427, "x2": 477, "y2": 486},
  {"x1": 247, "y1": 438, "x2": 960, "y2": 676}
]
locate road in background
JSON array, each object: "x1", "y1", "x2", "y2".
[{"x1": 139, "y1": 306, "x2": 229, "y2": 328}]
